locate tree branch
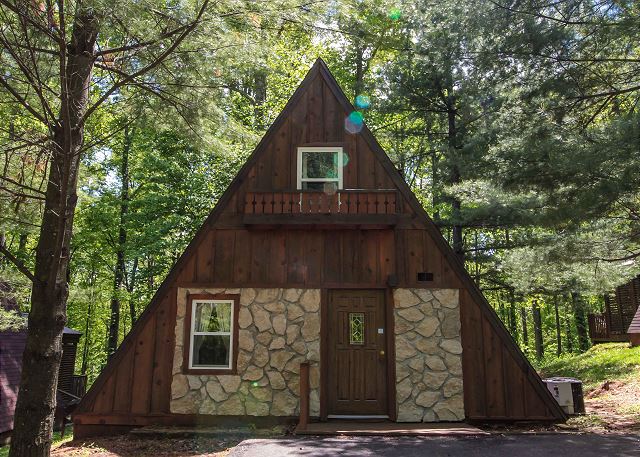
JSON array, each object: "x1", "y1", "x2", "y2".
[
  {"x1": 83, "y1": 0, "x2": 211, "y2": 123},
  {"x1": 0, "y1": 75, "x2": 48, "y2": 124},
  {"x1": 0, "y1": 243, "x2": 38, "y2": 283}
]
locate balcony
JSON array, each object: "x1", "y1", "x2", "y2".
[
  {"x1": 588, "y1": 313, "x2": 630, "y2": 343},
  {"x1": 243, "y1": 190, "x2": 401, "y2": 227}
]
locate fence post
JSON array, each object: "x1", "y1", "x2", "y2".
[{"x1": 299, "y1": 362, "x2": 310, "y2": 430}]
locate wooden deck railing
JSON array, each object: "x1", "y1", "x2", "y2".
[
  {"x1": 588, "y1": 313, "x2": 609, "y2": 341},
  {"x1": 588, "y1": 313, "x2": 629, "y2": 342},
  {"x1": 244, "y1": 190, "x2": 399, "y2": 215}
]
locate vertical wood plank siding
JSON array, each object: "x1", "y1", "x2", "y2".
[{"x1": 76, "y1": 60, "x2": 564, "y2": 425}]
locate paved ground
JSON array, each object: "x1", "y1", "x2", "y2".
[{"x1": 229, "y1": 434, "x2": 640, "y2": 457}]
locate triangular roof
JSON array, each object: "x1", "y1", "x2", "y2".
[
  {"x1": 629, "y1": 306, "x2": 640, "y2": 334},
  {"x1": 77, "y1": 58, "x2": 565, "y2": 422}
]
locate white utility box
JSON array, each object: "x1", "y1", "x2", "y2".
[{"x1": 543, "y1": 377, "x2": 585, "y2": 415}]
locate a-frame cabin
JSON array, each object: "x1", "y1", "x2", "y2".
[{"x1": 73, "y1": 59, "x2": 565, "y2": 437}]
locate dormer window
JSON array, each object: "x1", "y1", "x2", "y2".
[{"x1": 297, "y1": 147, "x2": 343, "y2": 191}]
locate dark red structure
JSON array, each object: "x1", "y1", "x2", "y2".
[
  {"x1": 0, "y1": 287, "x2": 84, "y2": 441},
  {"x1": 628, "y1": 307, "x2": 640, "y2": 347}
]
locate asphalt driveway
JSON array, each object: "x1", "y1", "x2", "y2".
[{"x1": 229, "y1": 434, "x2": 640, "y2": 456}]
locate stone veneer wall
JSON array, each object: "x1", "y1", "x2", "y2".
[
  {"x1": 393, "y1": 288, "x2": 465, "y2": 422},
  {"x1": 171, "y1": 288, "x2": 320, "y2": 417}
]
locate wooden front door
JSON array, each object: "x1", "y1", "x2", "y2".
[{"x1": 327, "y1": 289, "x2": 388, "y2": 416}]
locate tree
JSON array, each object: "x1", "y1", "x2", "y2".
[{"x1": 0, "y1": 0, "x2": 230, "y2": 454}]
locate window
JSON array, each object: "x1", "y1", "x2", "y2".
[
  {"x1": 297, "y1": 147, "x2": 344, "y2": 191},
  {"x1": 184, "y1": 294, "x2": 239, "y2": 373}
]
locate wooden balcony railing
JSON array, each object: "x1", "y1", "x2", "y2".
[
  {"x1": 588, "y1": 313, "x2": 630, "y2": 343},
  {"x1": 244, "y1": 190, "x2": 399, "y2": 215}
]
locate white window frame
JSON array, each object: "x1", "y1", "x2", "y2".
[
  {"x1": 297, "y1": 146, "x2": 344, "y2": 190},
  {"x1": 188, "y1": 299, "x2": 234, "y2": 370}
]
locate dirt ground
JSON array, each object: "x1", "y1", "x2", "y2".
[
  {"x1": 51, "y1": 434, "x2": 244, "y2": 457},
  {"x1": 50, "y1": 379, "x2": 640, "y2": 456}
]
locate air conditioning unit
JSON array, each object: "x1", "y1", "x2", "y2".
[{"x1": 543, "y1": 377, "x2": 585, "y2": 415}]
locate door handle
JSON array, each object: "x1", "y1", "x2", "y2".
[{"x1": 379, "y1": 350, "x2": 385, "y2": 357}]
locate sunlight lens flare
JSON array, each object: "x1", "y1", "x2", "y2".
[
  {"x1": 345, "y1": 111, "x2": 364, "y2": 134},
  {"x1": 355, "y1": 94, "x2": 371, "y2": 109},
  {"x1": 388, "y1": 9, "x2": 402, "y2": 21}
]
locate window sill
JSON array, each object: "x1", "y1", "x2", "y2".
[{"x1": 182, "y1": 367, "x2": 238, "y2": 376}]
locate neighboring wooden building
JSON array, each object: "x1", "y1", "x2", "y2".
[
  {"x1": 628, "y1": 307, "x2": 640, "y2": 347},
  {"x1": 73, "y1": 59, "x2": 566, "y2": 437},
  {"x1": 588, "y1": 276, "x2": 640, "y2": 343},
  {"x1": 0, "y1": 294, "x2": 83, "y2": 441}
]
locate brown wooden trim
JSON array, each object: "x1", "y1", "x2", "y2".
[
  {"x1": 177, "y1": 282, "x2": 390, "y2": 290},
  {"x1": 385, "y1": 288, "x2": 397, "y2": 421},
  {"x1": 182, "y1": 293, "x2": 240, "y2": 375},
  {"x1": 319, "y1": 288, "x2": 329, "y2": 421},
  {"x1": 74, "y1": 413, "x2": 298, "y2": 427},
  {"x1": 300, "y1": 141, "x2": 346, "y2": 147},
  {"x1": 243, "y1": 214, "x2": 401, "y2": 226},
  {"x1": 298, "y1": 362, "x2": 310, "y2": 430}
]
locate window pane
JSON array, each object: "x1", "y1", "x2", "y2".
[
  {"x1": 195, "y1": 302, "x2": 231, "y2": 332},
  {"x1": 192, "y1": 334, "x2": 230, "y2": 367},
  {"x1": 349, "y1": 312, "x2": 364, "y2": 345},
  {"x1": 302, "y1": 151, "x2": 338, "y2": 179},
  {"x1": 302, "y1": 181, "x2": 338, "y2": 192}
]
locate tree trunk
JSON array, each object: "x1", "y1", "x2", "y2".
[
  {"x1": 565, "y1": 296, "x2": 574, "y2": 352},
  {"x1": 554, "y1": 295, "x2": 562, "y2": 356},
  {"x1": 571, "y1": 292, "x2": 590, "y2": 351},
  {"x1": 354, "y1": 43, "x2": 364, "y2": 99},
  {"x1": 520, "y1": 306, "x2": 529, "y2": 347},
  {"x1": 108, "y1": 122, "x2": 133, "y2": 355},
  {"x1": 9, "y1": 13, "x2": 98, "y2": 457},
  {"x1": 446, "y1": 91, "x2": 463, "y2": 259},
  {"x1": 253, "y1": 71, "x2": 267, "y2": 130},
  {"x1": 532, "y1": 299, "x2": 544, "y2": 360},
  {"x1": 508, "y1": 289, "x2": 518, "y2": 339},
  {"x1": 128, "y1": 256, "x2": 138, "y2": 325}
]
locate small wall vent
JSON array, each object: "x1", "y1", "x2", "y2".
[{"x1": 417, "y1": 272, "x2": 434, "y2": 282}]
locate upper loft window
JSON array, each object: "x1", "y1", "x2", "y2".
[{"x1": 297, "y1": 147, "x2": 344, "y2": 192}]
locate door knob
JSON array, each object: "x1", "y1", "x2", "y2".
[{"x1": 379, "y1": 350, "x2": 385, "y2": 356}]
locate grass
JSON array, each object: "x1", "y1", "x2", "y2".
[
  {"x1": 0, "y1": 430, "x2": 73, "y2": 457},
  {"x1": 538, "y1": 343, "x2": 640, "y2": 391}
]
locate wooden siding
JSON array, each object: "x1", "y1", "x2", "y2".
[
  {"x1": 0, "y1": 330, "x2": 27, "y2": 434},
  {"x1": 75, "y1": 59, "x2": 565, "y2": 427},
  {"x1": 86, "y1": 291, "x2": 174, "y2": 416}
]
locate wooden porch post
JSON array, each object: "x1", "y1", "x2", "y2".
[{"x1": 299, "y1": 362, "x2": 310, "y2": 430}]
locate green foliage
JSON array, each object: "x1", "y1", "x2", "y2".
[
  {"x1": 0, "y1": 308, "x2": 25, "y2": 332},
  {"x1": 537, "y1": 343, "x2": 640, "y2": 390},
  {"x1": 3, "y1": 0, "x2": 640, "y2": 391},
  {"x1": 0, "y1": 431, "x2": 72, "y2": 457}
]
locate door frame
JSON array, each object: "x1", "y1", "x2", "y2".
[{"x1": 319, "y1": 287, "x2": 397, "y2": 421}]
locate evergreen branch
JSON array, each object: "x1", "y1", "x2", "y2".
[{"x1": 82, "y1": 0, "x2": 211, "y2": 123}]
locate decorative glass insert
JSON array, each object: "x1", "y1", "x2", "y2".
[{"x1": 349, "y1": 312, "x2": 365, "y2": 345}]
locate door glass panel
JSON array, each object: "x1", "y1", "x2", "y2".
[{"x1": 349, "y1": 312, "x2": 364, "y2": 345}]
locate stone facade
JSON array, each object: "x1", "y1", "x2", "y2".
[
  {"x1": 393, "y1": 288, "x2": 465, "y2": 422},
  {"x1": 171, "y1": 288, "x2": 320, "y2": 417}
]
